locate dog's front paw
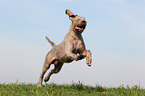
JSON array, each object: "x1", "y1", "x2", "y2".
[
  {"x1": 86, "y1": 51, "x2": 92, "y2": 67},
  {"x1": 86, "y1": 56, "x2": 92, "y2": 67},
  {"x1": 74, "y1": 55, "x2": 79, "y2": 61}
]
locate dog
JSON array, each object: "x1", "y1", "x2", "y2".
[{"x1": 37, "y1": 9, "x2": 92, "y2": 88}]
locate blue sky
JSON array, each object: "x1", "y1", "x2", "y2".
[{"x1": 0, "y1": 0, "x2": 145, "y2": 88}]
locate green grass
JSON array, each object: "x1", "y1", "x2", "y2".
[{"x1": 0, "y1": 82, "x2": 145, "y2": 96}]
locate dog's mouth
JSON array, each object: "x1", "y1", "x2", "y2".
[{"x1": 75, "y1": 24, "x2": 86, "y2": 32}]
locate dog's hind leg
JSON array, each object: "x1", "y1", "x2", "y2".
[
  {"x1": 37, "y1": 63, "x2": 50, "y2": 88},
  {"x1": 37, "y1": 54, "x2": 56, "y2": 88},
  {"x1": 44, "y1": 60, "x2": 63, "y2": 82}
]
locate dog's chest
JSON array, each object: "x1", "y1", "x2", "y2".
[{"x1": 72, "y1": 38, "x2": 84, "y2": 53}]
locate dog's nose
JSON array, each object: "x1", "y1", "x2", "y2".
[{"x1": 82, "y1": 20, "x2": 86, "y2": 23}]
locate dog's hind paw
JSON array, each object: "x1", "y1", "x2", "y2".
[{"x1": 37, "y1": 84, "x2": 42, "y2": 88}]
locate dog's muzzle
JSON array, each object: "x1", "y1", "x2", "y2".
[{"x1": 75, "y1": 21, "x2": 86, "y2": 32}]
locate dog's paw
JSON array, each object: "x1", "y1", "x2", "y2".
[
  {"x1": 86, "y1": 51, "x2": 92, "y2": 67},
  {"x1": 74, "y1": 57, "x2": 78, "y2": 61},
  {"x1": 74, "y1": 55, "x2": 79, "y2": 61},
  {"x1": 37, "y1": 84, "x2": 42, "y2": 88},
  {"x1": 44, "y1": 77, "x2": 50, "y2": 82},
  {"x1": 86, "y1": 58, "x2": 92, "y2": 67}
]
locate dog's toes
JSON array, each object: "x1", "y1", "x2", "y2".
[
  {"x1": 86, "y1": 55, "x2": 92, "y2": 67},
  {"x1": 37, "y1": 84, "x2": 42, "y2": 88},
  {"x1": 87, "y1": 63, "x2": 91, "y2": 67},
  {"x1": 87, "y1": 61, "x2": 91, "y2": 67}
]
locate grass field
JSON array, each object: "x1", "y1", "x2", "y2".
[{"x1": 0, "y1": 82, "x2": 145, "y2": 96}]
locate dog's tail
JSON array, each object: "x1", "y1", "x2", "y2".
[{"x1": 45, "y1": 36, "x2": 56, "y2": 47}]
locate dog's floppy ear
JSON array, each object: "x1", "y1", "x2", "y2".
[
  {"x1": 65, "y1": 9, "x2": 74, "y2": 16},
  {"x1": 65, "y1": 9, "x2": 77, "y2": 21}
]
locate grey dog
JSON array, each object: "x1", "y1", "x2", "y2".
[{"x1": 37, "y1": 9, "x2": 92, "y2": 88}]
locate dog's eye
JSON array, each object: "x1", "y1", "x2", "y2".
[{"x1": 70, "y1": 15, "x2": 76, "y2": 18}]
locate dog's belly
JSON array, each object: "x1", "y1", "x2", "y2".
[{"x1": 63, "y1": 57, "x2": 74, "y2": 63}]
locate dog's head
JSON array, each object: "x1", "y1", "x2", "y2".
[{"x1": 65, "y1": 9, "x2": 87, "y2": 34}]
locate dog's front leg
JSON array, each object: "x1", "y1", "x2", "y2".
[
  {"x1": 65, "y1": 42, "x2": 79, "y2": 61},
  {"x1": 65, "y1": 46, "x2": 79, "y2": 61},
  {"x1": 66, "y1": 52, "x2": 79, "y2": 61},
  {"x1": 79, "y1": 50, "x2": 92, "y2": 66}
]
